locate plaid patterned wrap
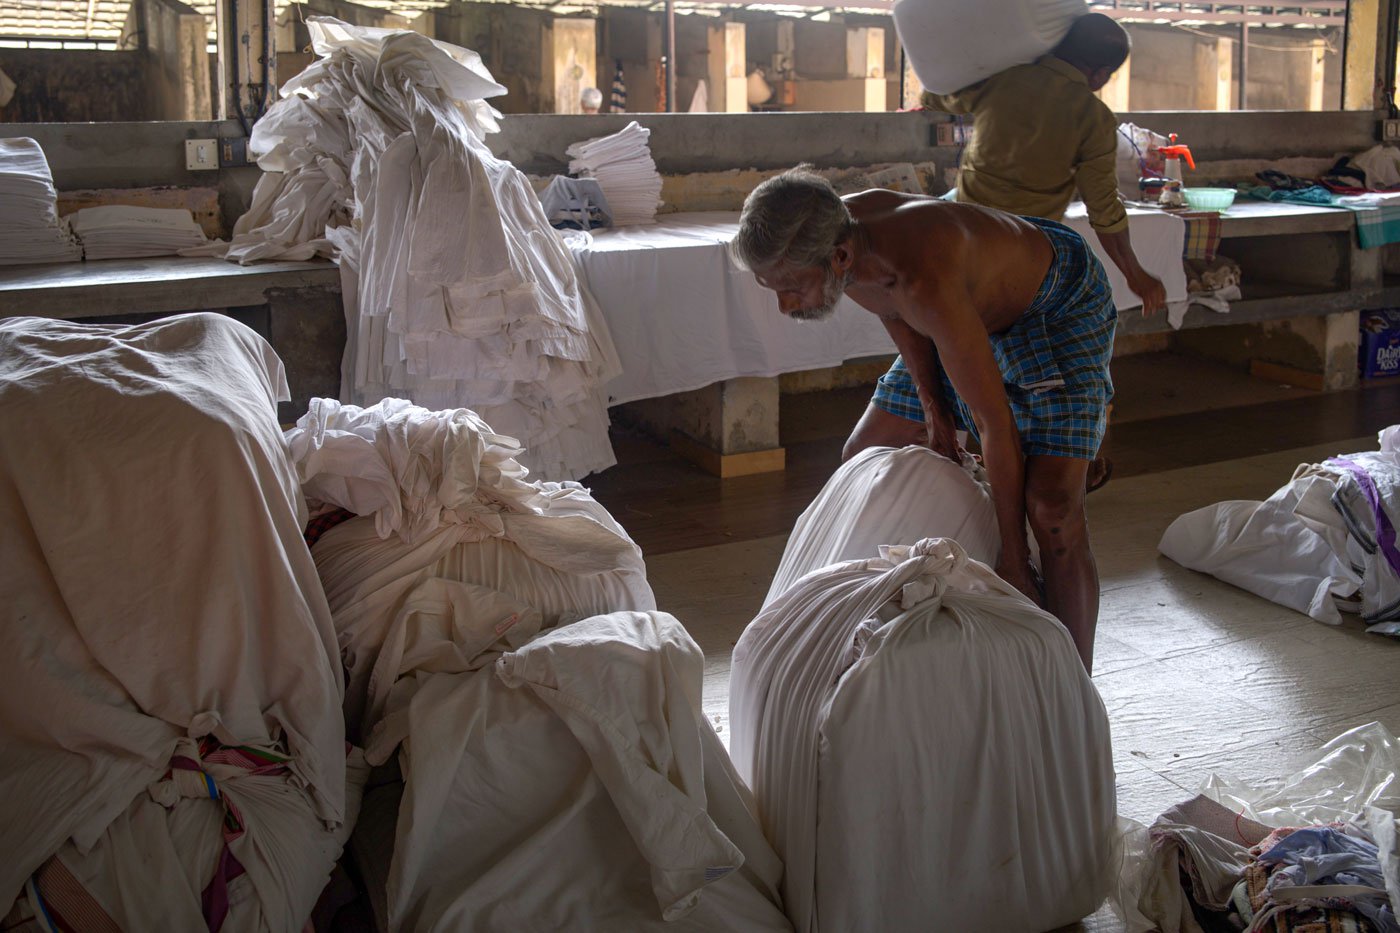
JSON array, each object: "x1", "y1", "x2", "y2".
[
  {"x1": 872, "y1": 215, "x2": 1117, "y2": 461},
  {"x1": 1180, "y1": 210, "x2": 1222, "y2": 261}
]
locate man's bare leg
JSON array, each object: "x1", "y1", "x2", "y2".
[
  {"x1": 842, "y1": 403, "x2": 927, "y2": 462},
  {"x1": 1024, "y1": 454, "x2": 1099, "y2": 672}
]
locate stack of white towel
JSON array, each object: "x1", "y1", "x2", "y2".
[
  {"x1": 68, "y1": 206, "x2": 208, "y2": 260},
  {"x1": 566, "y1": 121, "x2": 663, "y2": 226},
  {"x1": 0, "y1": 137, "x2": 81, "y2": 266}
]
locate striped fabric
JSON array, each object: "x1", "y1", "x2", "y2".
[
  {"x1": 610, "y1": 60, "x2": 627, "y2": 113},
  {"x1": 1180, "y1": 210, "x2": 1222, "y2": 261},
  {"x1": 872, "y1": 215, "x2": 1117, "y2": 461}
]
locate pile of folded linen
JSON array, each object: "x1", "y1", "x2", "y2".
[
  {"x1": 68, "y1": 206, "x2": 208, "y2": 260},
  {"x1": 217, "y1": 17, "x2": 619, "y2": 481},
  {"x1": 0, "y1": 137, "x2": 81, "y2": 266},
  {"x1": 566, "y1": 121, "x2": 663, "y2": 225}
]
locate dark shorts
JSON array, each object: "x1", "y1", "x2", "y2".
[{"x1": 871, "y1": 216, "x2": 1117, "y2": 461}]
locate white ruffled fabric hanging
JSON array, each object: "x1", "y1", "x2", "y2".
[{"x1": 197, "y1": 18, "x2": 620, "y2": 481}]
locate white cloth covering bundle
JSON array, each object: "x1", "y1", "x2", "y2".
[
  {"x1": 0, "y1": 137, "x2": 81, "y2": 265},
  {"x1": 1160, "y1": 426, "x2": 1400, "y2": 634},
  {"x1": 285, "y1": 396, "x2": 655, "y2": 730},
  {"x1": 731, "y1": 538, "x2": 1116, "y2": 933},
  {"x1": 765, "y1": 445, "x2": 1001, "y2": 604},
  {"x1": 299, "y1": 398, "x2": 789, "y2": 931},
  {"x1": 68, "y1": 205, "x2": 207, "y2": 259},
  {"x1": 566, "y1": 121, "x2": 664, "y2": 225},
  {"x1": 0, "y1": 313, "x2": 357, "y2": 931},
  {"x1": 205, "y1": 17, "x2": 620, "y2": 481}
]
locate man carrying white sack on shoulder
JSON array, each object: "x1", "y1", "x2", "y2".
[
  {"x1": 903, "y1": 12, "x2": 1167, "y2": 492},
  {"x1": 731, "y1": 165, "x2": 1112, "y2": 671}
]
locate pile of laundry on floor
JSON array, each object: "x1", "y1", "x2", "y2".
[
  {"x1": 0, "y1": 137, "x2": 81, "y2": 266},
  {"x1": 732, "y1": 445, "x2": 1117, "y2": 933},
  {"x1": 288, "y1": 396, "x2": 789, "y2": 931},
  {"x1": 1160, "y1": 425, "x2": 1400, "y2": 634},
  {"x1": 0, "y1": 313, "x2": 362, "y2": 932},
  {"x1": 67, "y1": 205, "x2": 207, "y2": 259},
  {"x1": 1113, "y1": 722, "x2": 1400, "y2": 933},
  {"x1": 565, "y1": 120, "x2": 664, "y2": 225},
  {"x1": 200, "y1": 17, "x2": 621, "y2": 481}
]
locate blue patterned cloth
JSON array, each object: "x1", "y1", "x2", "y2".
[{"x1": 871, "y1": 215, "x2": 1117, "y2": 461}]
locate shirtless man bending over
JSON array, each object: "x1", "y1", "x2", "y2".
[{"x1": 731, "y1": 166, "x2": 1116, "y2": 671}]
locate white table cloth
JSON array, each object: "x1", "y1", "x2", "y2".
[{"x1": 569, "y1": 208, "x2": 1186, "y2": 406}]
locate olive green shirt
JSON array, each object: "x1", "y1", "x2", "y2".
[{"x1": 926, "y1": 56, "x2": 1129, "y2": 235}]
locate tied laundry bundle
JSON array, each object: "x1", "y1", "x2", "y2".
[{"x1": 0, "y1": 137, "x2": 81, "y2": 266}]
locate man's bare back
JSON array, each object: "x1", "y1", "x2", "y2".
[{"x1": 840, "y1": 190, "x2": 1055, "y2": 338}]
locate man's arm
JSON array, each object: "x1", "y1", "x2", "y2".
[
  {"x1": 880, "y1": 315, "x2": 960, "y2": 461},
  {"x1": 905, "y1": 282, "x2": 1035, "y2": 600},
  {"x1": 1076, "y1": 111, "x2": 1167, "y2": 316}
]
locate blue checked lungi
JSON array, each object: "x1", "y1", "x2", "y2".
[{"x1": 871, "y1": 215, "x2": 1117, "y2": 461}]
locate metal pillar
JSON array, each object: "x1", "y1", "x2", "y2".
[
  {"x1": 1238, "y1": 22, "x2": 1248, "y2": 110},
  {"x1": 665, "y1": 0, "x2": 676, "y2": 112}
]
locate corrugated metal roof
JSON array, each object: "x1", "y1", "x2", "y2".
[{"x1": 0, "y1": 0, "x2": 216, "y2": 41}]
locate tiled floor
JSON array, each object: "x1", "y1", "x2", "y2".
[{"x1": 596, "y1": 354, "x2": 1400, "y2": 932}]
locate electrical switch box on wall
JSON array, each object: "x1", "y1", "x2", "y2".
[
  {"x1": 1384, "y1": 119, "x2": 1400, "y2": 142},
  {"x1": 933, "y1": 122, "x2": 972, "y2": 148},
  {"x1": 184, "y1": 138, "x2": 217, "y2": 171}
]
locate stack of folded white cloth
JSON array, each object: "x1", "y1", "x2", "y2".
[
  {"x1": 0, "y1": 137, "x2": 81, "y2": 266},
  {"x1": 68, "y1": 206, "x2": 208, "y2": 260},
  {"x1": 565, "y1": 121, "x2": 663, "y2": 225}
]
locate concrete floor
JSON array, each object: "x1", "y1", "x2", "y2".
[{"x1": 644, "y1": 432, "x2": 1400, "y2": 931}]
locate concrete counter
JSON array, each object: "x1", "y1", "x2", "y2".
[{"x1": 0, "y1": 256, "x2": 340, "y2": 319}]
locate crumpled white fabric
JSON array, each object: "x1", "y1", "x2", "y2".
[
  {"x1": 203, "y1": 17, "x2": 619, "y2": 481},
  {"x1": 765, "y1": 445, "x2": 1000, "y2": 606},
  {"x1": 1159, "y1": 428, "x2": 1400, "y2": 633},
  {"x1": 731, "y1": 537, "x2": 1116, "y2": 933},
  {"x1": 297, "y1": 396, "x2": 655, "y2": 733},
  {"x1": 376, "y1": 610, "x2": 789, "y2": 932},
  {"x1": 0, "y1": 313, "x2": 348, "y2": 920},
  {"x1": 40, "y1": 744, "x2": 370, "y2": 933}
]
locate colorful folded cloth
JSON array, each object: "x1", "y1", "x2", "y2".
[{"x1": 1181, "y1": 210, "x2": 1223, "y2": 261}]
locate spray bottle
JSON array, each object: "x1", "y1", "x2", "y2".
[{"x1": 1157, "y1": 133, "x2": 1195, "y2": 208}]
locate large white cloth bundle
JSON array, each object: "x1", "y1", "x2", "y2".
[
  {"x1": 766, "y1": 445, "x2": 1000, "y2": 605},
  {"x1": 370, "y1": 611, "x2": 790, "y2": 931},
  {"x1": 0, "y1": 313, "x2": 350, "y2": 926},
  {"x1": 291, "y1": 397, "x2": 655, "y2": 732},
  {"x1": 731, "y1": 538, "x2": 1115, "y2": 933},
  {"x1": 893, "y1": 0, "x2": 1087, "y2": 94},
  {"x1": 1159, "y1": 428, "x2": 1400, "y2": 634}
]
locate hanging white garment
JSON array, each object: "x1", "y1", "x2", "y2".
[
  {"x1": 765, "y1": 445, "x2": 1000, "y2": 605},
  {"x1": 0, "y1": 313, "x2": 349, "y2": 925},
  {"x1": 731, "y1": 538, "x2": 1116, "y2": 933},
  {"x1": 1160, "y1": 434, "x2": 1400, "y2": 634},
  {"x1": 202, "y1": 17, "x2": 619, "y2": 481}
]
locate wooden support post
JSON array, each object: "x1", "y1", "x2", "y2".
[{"x1": 1216, "y1": 37, "x2": 1234, "y2": 111}]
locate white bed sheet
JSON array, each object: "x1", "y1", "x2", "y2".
[{"x1": 570, "y1": 208, "x2": 1186, "y2": 405}]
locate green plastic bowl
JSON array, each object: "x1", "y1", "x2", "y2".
[{"x1": 1183, "y1": 187, "x2": 1236, "y2": 212}]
